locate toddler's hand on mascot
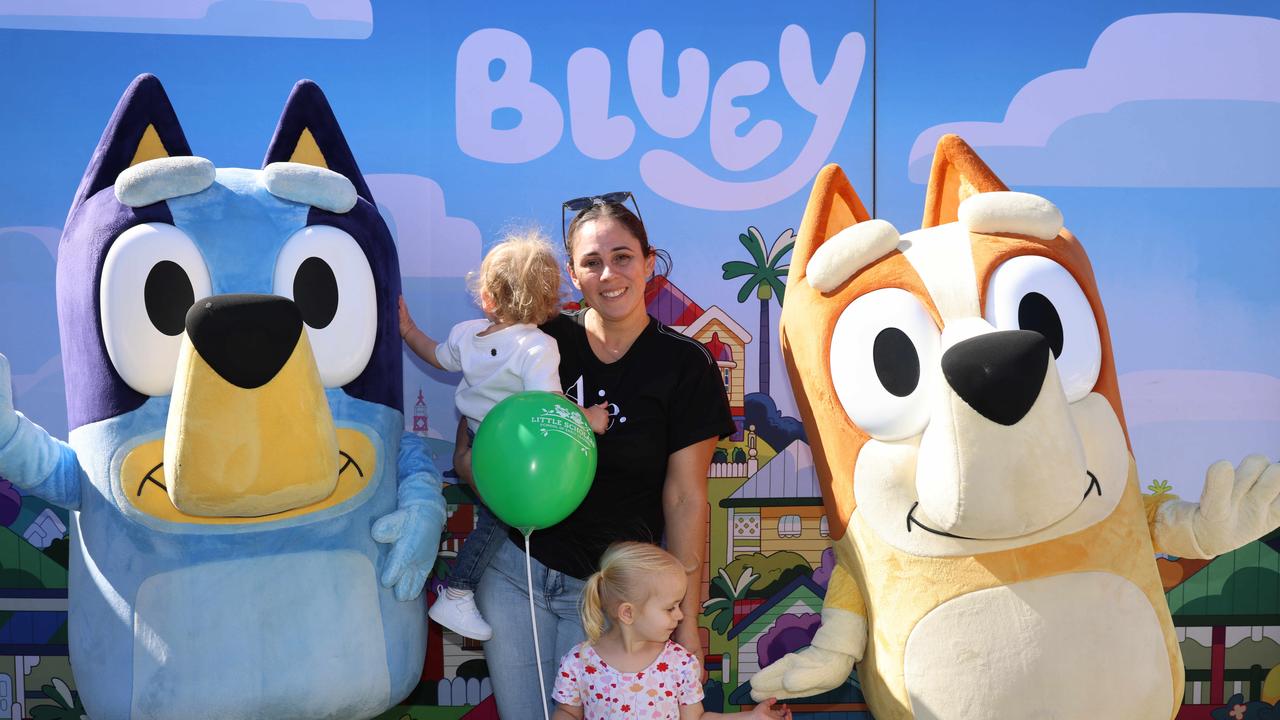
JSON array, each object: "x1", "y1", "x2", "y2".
[
  {"x1": 372, "y1": 501, "x2": 443, "y2": 601},
  {"x1": 0, "y1": 353, "x2": 18, "y2": 441},
  {"x1": 749, "y1": 608, "x2": 865, "y2": 701},
  {"x1": 1190, "y1": 455, "x2": 1280, "y2": 556}
]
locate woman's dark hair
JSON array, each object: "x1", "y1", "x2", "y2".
[{"x1": 565, "y1": 202, "x2": 672, "y2": 278}]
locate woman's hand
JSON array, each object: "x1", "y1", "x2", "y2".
[{"x1": 452, "y1": 416, "x2": 476, "y2": 493}]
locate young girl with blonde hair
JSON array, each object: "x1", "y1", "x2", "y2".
[
  {"x1": 553, "y1": 542, "x2": 791, "y2": 720},
  {"x1": 400, "y1": 231, "x2": 607, "y2": 641}
]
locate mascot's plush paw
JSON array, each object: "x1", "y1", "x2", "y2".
[
  {"x1": 1192, "y1": 455, "x2": 1280, "y2": 556},
  {"x1": 749, "y1": 646, "x2": 855, "y2": 701},
  {"x1": 372, "y1": 504, "x2": 443, "y2": 601},
  {"x1": 1156, "y1": 455, "x2": 1280, "y2": 558},
  {"x1": 0, "y1": 353, "x2": 17, "y2": 440}
]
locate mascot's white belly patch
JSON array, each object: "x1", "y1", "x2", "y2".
[
  {"x1": 903, "y1": 572, "x2": 1172, "y2": 720},
  {"x1": 131, "y1": 550, "x2": 389, "y2": 720}
]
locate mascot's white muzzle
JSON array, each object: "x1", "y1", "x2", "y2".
[{"x1": 912, "y1": 326, "x2": 1091, "y2": 539}]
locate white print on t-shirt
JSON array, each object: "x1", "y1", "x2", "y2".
[{"x1": 565, "y1": 375, "x2": 626, "y2": 431}]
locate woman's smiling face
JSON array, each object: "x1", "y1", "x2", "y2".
[{"x1": 567, "y1": 217, "x2": 656, "y2": 323}]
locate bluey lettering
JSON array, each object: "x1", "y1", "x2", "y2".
[{"x1": 455, "y1": 25, "x2": 864, "y2": 209}]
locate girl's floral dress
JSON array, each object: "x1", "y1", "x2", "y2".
[{"x1": 553, "y1": 640, "x2": 703, "y2": 719}]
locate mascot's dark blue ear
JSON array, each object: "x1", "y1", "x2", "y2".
[
  {"x1": 69, "y1": 74, "x2": 192, "y2": 215},
  {"x1": 263, "y1": 80, "x2": 375, "y2": 205}
]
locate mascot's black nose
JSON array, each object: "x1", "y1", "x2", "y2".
[
  {"x1": 186, "y1": 294, "x2": 303, "y2": 389},
  {"x1": 941, "y1": 330, "x2": 1049, "y2": 426}
]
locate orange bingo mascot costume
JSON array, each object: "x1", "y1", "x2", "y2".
[{"x1": 751, "y1": 135, "x2": 1280, "y2": 719}]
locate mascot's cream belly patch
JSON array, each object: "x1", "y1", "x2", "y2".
[
  {"x1": 131, "y1": 550, "x2": 390, "y2": 720},
  {"x1": 903, "y1": 572, "x2": 1172, "y2": 720}
]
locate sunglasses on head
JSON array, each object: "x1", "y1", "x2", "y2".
[{"x1": 561, "y1": 191, "x2": 643, "y2": 248}]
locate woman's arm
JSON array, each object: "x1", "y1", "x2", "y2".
[{"x1": 663, "y1": 436, "x2": 717, "y2": 670}]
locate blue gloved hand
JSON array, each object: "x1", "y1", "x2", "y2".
[
  {"x1": 371, "y1": 433, "x2": 446, "y2": 601},
  {"x1": 1, "y1": 353, "x2": 19, "y2": 443}
]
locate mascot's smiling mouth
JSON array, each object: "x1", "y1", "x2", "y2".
[
  {"x1": 906, "y1": 471, "x2": 1102, "y2": 540},
  {"x1": 119, "y1": 428, "x2": 377, "y2": 525}
]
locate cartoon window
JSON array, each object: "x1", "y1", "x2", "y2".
[
  {"x1": 722, "y1": 368, "x2": 732, "y2": 392},
  {"x1": 778, "y1": 515, "x2": 802, "y2": 538},
  {"x1": 820, "y1": 516, "x2": 830, "y2": 538},
  {"x1": 733, "y1": 513, "x2": 760, "y2": 539}
]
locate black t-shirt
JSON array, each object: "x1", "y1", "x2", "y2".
[{"x1": 507, "y1": 311, "x2": 736, "y2": 579}]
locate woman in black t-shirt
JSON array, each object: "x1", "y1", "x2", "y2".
[{"x1": 453, "y1": 199, "x2": 734, "y2": 718}]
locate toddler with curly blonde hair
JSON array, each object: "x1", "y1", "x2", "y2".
[{"x1": 400, "y1": 230, "x2": 608, "y2": 641}]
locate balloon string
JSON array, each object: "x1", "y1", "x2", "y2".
[{"x1": 525, "y1": 529, "x2": 551, "y2": 720}]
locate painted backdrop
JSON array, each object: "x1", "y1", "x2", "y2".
[{"x1": 0, "y1": 2, "x2": 1277, "y2": 718}]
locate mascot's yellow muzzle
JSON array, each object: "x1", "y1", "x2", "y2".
[{"x1": 161, "y1": 294, "x2": 339, "y2": 517}]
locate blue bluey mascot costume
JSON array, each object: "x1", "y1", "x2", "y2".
[{"x1": 0, "y1": 74, "x2": 445, "y2": 719}]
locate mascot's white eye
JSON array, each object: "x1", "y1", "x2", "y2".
[
  {"x1": 829, "y1": 288, "x2": 940, "y2": 441},
  {"x1": 272, "y1": 225, "x2": 376, "y2": 388},
  {"x1": 984, "y1": 255, "x2": 1102, "y2": 402},
  {"x1": 100, "y1": 223, "x2": 212, "y2": 396}
]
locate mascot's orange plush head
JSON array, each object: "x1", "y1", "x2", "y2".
[{"x1": 771, "y1": 135, "x2": 1184, "y2": 719}]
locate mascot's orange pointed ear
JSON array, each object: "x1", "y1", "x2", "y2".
[
  {"x1": 781, "y1": 164, "x2": 871, "y2": 542},
  {"x1": 921, "y1": 134, "x2": 1008, "y2": 228},
  {"x1": 789, "y1": 163, "x2": 872, "y2": 292},
  {"x1": 263, "y1": 80, "x2": 375, "y2": 205}
]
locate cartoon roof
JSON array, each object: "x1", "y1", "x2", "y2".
[
  {"x1": 684, "y1": 304, "x2": 752, "y2": 345},
  {"x1": 645, "y1": 276, "x2": 704, "y2": 328},
  {"x1": 0, "y1": 525, "x2": 67, "y2": 590},
  {"x1": 1166, "y1": 530, "x2": 1280, "y2": 625},
  {"x1": 720, "y1": 440, "x2": 821, "y2": 507},
  {"x1": 726, "y1": 574, "x2": 826, "y2": 641}
]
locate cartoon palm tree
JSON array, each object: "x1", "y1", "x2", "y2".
[
  {"x1": 721, "y1": 227, "x2": 794, "y2": 397},
  {"x1": 701, "y1": 566, "x2": 761, "y2": 634}
]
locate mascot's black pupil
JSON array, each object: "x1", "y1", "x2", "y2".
[
  {"x1": 294, "y1": 257, "x2": 339, "y2": 329},
  {"x1": 144, "y1": 260, "x2": 195, "y2": 336},
  {"x1": 1017, "y1": 292, "x2": 1064, "y2": 358},
  {"x1": 873, "y1": 327, "x2": 919, "y2": 397}
]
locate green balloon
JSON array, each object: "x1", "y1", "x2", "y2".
[{"x1": 471, "y1": 391, "x2": 597, "y2": 532}]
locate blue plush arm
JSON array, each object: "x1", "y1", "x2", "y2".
[
  {"x1": 370, "y1": 431, "x2": 447, "y2": 601},
  {"x1": 0, "y1": 354, "x2": 83, "y2": 510}
]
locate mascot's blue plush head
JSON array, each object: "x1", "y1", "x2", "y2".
[{"x1": 0, "y1": 74, "x2": 445, "y2": 719}]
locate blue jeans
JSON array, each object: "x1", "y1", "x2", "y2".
[
  {"x1": 476, "y1": 538, "x2": 586, "y2": 718},
  {"x1": 447, "y1": 504, "x2": 506, "y2": 592}
]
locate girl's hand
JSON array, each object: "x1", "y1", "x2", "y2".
[
  {"x1": 583, "y1": 402, "x2": 610, "y2": 434},
  {"x1": 752, "y1": 698, "x2": 791, "y2": 719},
  {"x1": 398, "y1": 296, "x2": 418, "y2": 339}
]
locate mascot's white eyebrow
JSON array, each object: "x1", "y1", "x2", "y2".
[
  {"x1": 115, "y1": 156, "x2": 216, "y2": 208},
  {"x1": 806, "y1": 219, "x2": 900, "y2": 293},
  {"x1": 113, "y1": 158, "x2": 359, "y2": 214},
  {"x1": 262, "y1": 162, "x2": 358, "y2": 213}
]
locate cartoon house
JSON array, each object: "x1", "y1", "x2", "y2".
[
  {"x1": 1166, "y1": 531, "x2": 1280, "y2": 718},
  {"x1": 645, "y1": 277, "x2": 751, "y2": 439},
  {"x1": 0, "y1": 525, "x2": 73, "y2": 716},
  {"x1": 719, "y1": 575, "x2": 871, "y2": 718},
  {"x1": 719, "y1": 440, "x2": 829, "y2": 567}
]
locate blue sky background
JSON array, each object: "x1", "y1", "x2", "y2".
[{"x1": 1, "y1": 0, "x2": 1277, "y2": 498}]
